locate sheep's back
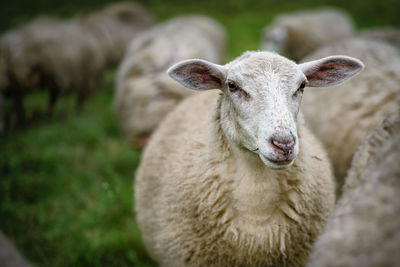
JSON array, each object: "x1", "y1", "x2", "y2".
[
  {"x1": 265, "y1": 8, "x2": 354, "y2": 61},
  {"x1": 79, "y1": 2, "x2": 154, "y2": 66},
  {"x1": 1, "y1": 17, "x2": 104, "y2": 93},
  {"x1": 360, "y1": 28, "x2": 400, "y2": 51}
]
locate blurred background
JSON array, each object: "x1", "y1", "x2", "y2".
[{"x1": 0, "y1": 0, "x2": 399, "y2": 266}]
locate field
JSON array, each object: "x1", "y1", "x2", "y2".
[{"x1": 0, "y1": 0, "x2": 399, "y2": 266}]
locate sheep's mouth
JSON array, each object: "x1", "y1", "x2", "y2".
[
  {"x1": 266, "y1": 158, "x2": 293, "y2": 166},
  {"x1": 259, "y1": 153, "x2": 294, "y2": 168}
]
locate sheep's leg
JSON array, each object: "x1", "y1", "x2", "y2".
[
  {"x1": 47, "y1": 89, "x2": 58, "y2": 117},
  {"x1": 15, "y1": 98, "x2": 25, "y2": 126},
  {"x1": 14, "y1": 94, "x2": 26, "y2": 127},
  {"x1": 76, "y1": 90, "x2": 87, "y2": 114},
  {"x1": 13, "y1": 91, "x2": 25, "y2": 127}
]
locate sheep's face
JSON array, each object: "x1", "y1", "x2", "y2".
[
  {"x1": 168, "y1": 51, "x2": 364, "y2": 169},
  {"x1": 220, "y1": 52, "x2": 304, "y2": 168}
]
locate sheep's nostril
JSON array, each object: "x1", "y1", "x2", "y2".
[
  {"x1": 270, "y1": 137, "x2": 295, "y2": 155},
  {"x1": 272, "y1": 139, "x2": 294, "y2": 149}
]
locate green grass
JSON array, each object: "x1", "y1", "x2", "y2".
[
  {"x1": 1, "y1": 89, "x2": 154, "y2": 266},
  {"x1": 0, "y1": 0, "x2": 399, "y2": 266}
]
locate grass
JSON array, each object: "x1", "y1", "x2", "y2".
[
  {"x1": 0, "y1": 89, "x2": 154, "y2": 266},
  {"x1": 0, "y1": 0, "x2": 399, "y2": 266}
]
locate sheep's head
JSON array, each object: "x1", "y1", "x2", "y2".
[{"x1": 168, "y1": 51, "x2": 363, "y2": 169}]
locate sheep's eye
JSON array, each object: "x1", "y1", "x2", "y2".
[
  {"x1": 228, "y1": 82, "x2": 237, "y2": 91},
  {"x1": 293, "y1": 82, "x2": 306, "y2": 97},
  {"x1": 227, "y1": 81, "x2": 250, "y2": 100}
]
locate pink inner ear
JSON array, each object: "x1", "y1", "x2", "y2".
[
  {"x1": 176, "y1": 63, "x2": 222, "y2": 88},
  {"x1": 307, "y1": 59, "x2": 361, "y2": 87}
]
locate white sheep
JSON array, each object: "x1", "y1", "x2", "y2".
[
  {"x1": 0, "y1": 3, "x2": 153, "y2": 128},
  {"x1": 135, "y1": 51, "x2": 363, "y2": 266},
  {"x1": 261, "y1": 8, "x2": 355, "y2": 61},
  {"x1": 115, "y1": 15, "x2": 226, "y2": 147},
  {"x1": 300, "y1": 38, "x2": 400, "y2": 194},
  {"x1": 79, "y1": 1, "x2": 154, "y2": 67},
  {"x1": 307, "y1": 112, "x2": 400, "y2": 267},
  {"x1": 0, "y1": 17, "x2": 105, "y2": 126}
]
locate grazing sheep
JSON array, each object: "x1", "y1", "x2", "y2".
[
  {"x1": 307, "y1": 112, "x2": 400, "y2": 267},
  {"x1": 360, "y1": 28, "x2": 400, "y2": 51},
  {"x1": 115, "y1": 15, "x2": 226, "y2": 147},
  {"x1": 0, "y1": 3, "x2": 153, "y2": 128},
  {"x1": 0, "y1": 17, "x2": 105, "y2": 125},
  {"x1": 79, "y1": 1, "x2": 154, "y2": 67},
  {"x1": 0, "y1": 231, "x2": 32, "y2": 267},
  {"x1": 300, "y1": 38, "x2": 400, "y2": 194},
  {"x1": 19, "y1": 18, "x2": 105, "y2": 109},
  {"x1": 135, "y1": 51, "x2": 363, "y2": 266},
  {"x1": 261, "y1": 8, "x2": 354, "y2": 61}
]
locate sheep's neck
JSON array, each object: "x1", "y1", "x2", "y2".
[
  {"x1": 210, "y1": 94, "x2": 302, "y2": 232},
  {"x1": 230, "y1": 147, "x2": 301, "y2": 231}
]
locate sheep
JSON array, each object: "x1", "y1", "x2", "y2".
[
  {"x1": 0, "y1": 231, "x2": 32, "y2": 267},
  {"x1": 115, "y1": 15, "x2": 226, "y2": 147},
  {"x1": 78, "y1": 1, "x2": 154, "y2": 67},
  {"x1": 17, "y1": 17, "x2": 105, "y2": 109},
  {"x1": 0, "y1": 16, "x2": 105, "y2": 126},
  {"x1": 300, "y1": 38, "x2": 400, "y2": 195},
  {"x1": 307, "y1": 112, "x2": 400, "y2": 267},
  {"x1": 135, "y1": 50, "x2": 364, "y2": 266},
  {"x1": 0, "y1": 3, "x2": 153, "y2": 128},
  {"x1": 360, "y1": 28, "x2": 400, "y2": 51},
  {"x1": 261, "y1": 8, "x2": 355, "y2": 62}
]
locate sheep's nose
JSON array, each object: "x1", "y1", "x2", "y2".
[{"x1": 270, "y1": 135, "x2": 295, "y2": 156}]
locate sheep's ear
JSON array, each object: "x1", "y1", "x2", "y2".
[
  {"x1": 167, "y1": 59, "x2": 226, "y2": 90},
  {"x1": 300, "y1": 56, "x2": 364, "y2": 87}
]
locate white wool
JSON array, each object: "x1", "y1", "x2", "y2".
[
  {"x1": 261, "y1": 8, "x2": 354, "y2": 61},
  {"x1": 307, "y1": 112, "x2": 400, "y2": 267}
]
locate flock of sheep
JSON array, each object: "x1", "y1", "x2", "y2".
[
  {"x1": 1, "y1": 2, "x2": 400, "y2": 266},
  {"x1": 0, "y1": 2, "x2": 154, "y2": 129}
]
